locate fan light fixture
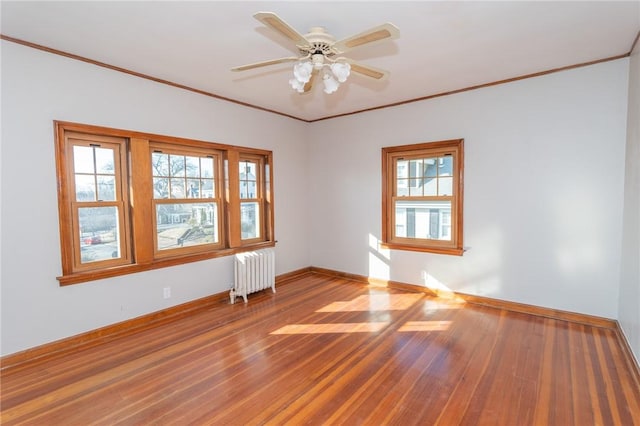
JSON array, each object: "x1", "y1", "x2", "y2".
[
  {"x1": 232, "y1": 12, "x2": 399, "y2": 96},
  {"x1": 289, "y1": 55, "x2": 351, "y2": 94}
]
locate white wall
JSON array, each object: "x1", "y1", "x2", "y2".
[
  {"x1": 308, "y1": 59, "x2": 629, "y2": 319},
  {"x1": 0, "y1": 41, "x2": 310, "y2": 356},
  {"x1": 619, "y1": 42, "x2": 640, "y2": 360},
  {"x1": 1, "y1": 40, "x2": 633, "y2": 358}
]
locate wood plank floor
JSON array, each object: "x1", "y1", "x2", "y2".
[{"x1": 2, "y1": 273, "x2": 639, "y2": 425}]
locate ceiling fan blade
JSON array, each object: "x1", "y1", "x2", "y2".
[
  {"x1": 254, "y1": 12, "x2": 310, "y2": 48},
  {"x1": 231, "y1": 56, "x2": 300, "y2": 72},
  {"x1": 342, "y1": 59, "x2": 389, "y2": 80},
  {"x1": 332, "y1": 23, "x2": 399, "y2": 53}
]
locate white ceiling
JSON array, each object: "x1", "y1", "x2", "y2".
[{"x1": 2, "y1": 1, "x2": 639, "y2": 121}]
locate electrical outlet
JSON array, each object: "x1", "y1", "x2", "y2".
[{"x1": 163, "y1": 287, "x2": 171, "y2": 299}]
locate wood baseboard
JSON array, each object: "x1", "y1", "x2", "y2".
[
  {"x1": 0, "y1": 268, "x2": 311, "y2": 373},
  {"x1": 275, "y1": 266, "x2": 313, "y2": 284}
]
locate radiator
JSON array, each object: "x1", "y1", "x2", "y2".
[{"x1": 230, "y1": 248, "x2": 276, "y2": 304}]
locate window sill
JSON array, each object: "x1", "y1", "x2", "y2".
[
  {"x1": 380, "y1": 242, "x2": 464, "y2": 256},
  {"x1": 57, "y1": 241, "x2": 276, "y2": 286}
]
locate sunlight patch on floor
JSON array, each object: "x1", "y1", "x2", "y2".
[
  {"x1": 398, "y1": 320, "x2": 452, "y2": 332},
  {"x1": 317, "y1": 293, "x2": 423, "y2": 313},
  {"x1": 270, "y1": 322, "x2": 389, "y2": 335},
  {"x1": 422, "y1": 299, "x2": 466, "y2": 313}
]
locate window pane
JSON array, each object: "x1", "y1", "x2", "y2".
[
  {"x1": 247, "y1": 181, "x2": 257, "y2": 198},
  {"x1": 94, "y1": 148, "x2": 114, "y2": 174},
  {"x1": 240, "y1": 182, "x2": 248, "y2": 199},
  {"x1": 74, "y1": 146, "x2": 117, "y2": 202},
  {"x1": 424, "y1": 158, "x2": 438, "y2": 177},
  {"x1": 97, "y1": 176, "x2": 116, "y2": 201},
  {"x1": 409, "y1": 180, "x2": 423, "y2": 196},
  {"x1": 423, "y1": 178, "x2": 437, "y2": 196},
  {"x1": 154, "y1": 178, "x2": 169, "y2": 198},
  {"x1": 438, "y1": 177, "x2": 453, "y2": 196},
  {"x1": 395, "y1": 208, "x2": 407, "y2": 237},
  {"x1": 187, "y1": 179, "x2": 200, "y2": 198},
  {"x1": 396, "y1": 160, "x2": 408, "y2": 179},
  {"x1": 439, "y1": 156, "x2": 453, "y2": 176},
  {"x1": 241, "y1": 161, "x2": 257, "y2": 179},
  {"x1": 152, "y1": 152, "x2": 169, "y2": 176},
  {"x1": 241, "y1": 202, "x2": 260, "y2": 239},
  {"x1": 441, "y1": 211, "x2": 452, "y2": 239},
  {"x1": 153, "y1": 152, "x2": 218, "y2": 201},
  {"x1": 397, "y1": 179, "x2": 409, "y2": 196},
  {"x1": 170, "y1": 155, "x2": 185, "y2": 177},
  {"x1": 170, "y1": 178, "x2": 185, "y2": 198},
  {"x1": 73, "y1": 146, "x2": 94, "y2": 174},
  {"x1": 78, "y1": 206, "x2": 121, "y2": 263},
  {"x1": 186, "y1": 156, "x2": 200, "y2": 178},
  {"x1": 395, "y1": 200, "x2": 451, "y2": 241},
  {"x1": 201, "y1": 179, "x2": 214, "y2": 198},
  {"x1": 239, "y1": 160, "x2": 258, "y2": 199},
  {"x1": 409, "y1": 159, "x2": 422, "y2": 178},
  {"x1": 75, "y1": 175, "x2": 96, "y2": 201},
  {"x1": 201, "y1": 157, "x2": 214, "y2": 178},
  {"x1": 156, "y1": 203, "x2": 218, "y2": 250}
]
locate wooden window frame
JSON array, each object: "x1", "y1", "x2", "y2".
[
  {"x1": 57, "y1": 132, "x2": 133, "y2": 273},
  {"x1": 54, "y1": 121, "x2": 275, "y2": 285},
  {"x1": 237, "y1": 154, "x2": 267, "y2": 245},
  {"x1": 148, "y1": 142, "x2": 226, "y2": 258},
  {"x1": 381, "y1": 139, "x2": 464, "y2": 256}
]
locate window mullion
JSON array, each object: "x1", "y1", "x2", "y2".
[{"x1": 130, "y1": 138, "x2": 154, "y2": 264}]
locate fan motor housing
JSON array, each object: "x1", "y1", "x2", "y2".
[{"x1": 302, "y1": 27, "x2": 336, "y2": 56}]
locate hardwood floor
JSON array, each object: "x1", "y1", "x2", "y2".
[{"x1": 2, "y1": 273, "x2": 639, "y2": 425}]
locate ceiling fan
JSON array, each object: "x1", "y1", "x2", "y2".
[{"x1": 231, "y1": 12, "x2": 399, "y2": 94}]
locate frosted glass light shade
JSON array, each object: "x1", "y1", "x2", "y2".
[
  {"x1": 330, "y1": 62, "x2": 351, "y2": 83},
  {"x1": 322, "y1": 73, "x2": 339, "y2": 94},
  {"x1": 289, "y1": 78, "x2": 305, "y2": 93},
  {"x1": 293, "y1": 61, "x2": 313, "y2": 83}
]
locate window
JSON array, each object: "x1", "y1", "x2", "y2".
[
  {"x1": 239, "y1": 156, "x2": 262, "y2": 241},
  {"x1": 58, "y1": 133, "x2": 132, "y2": 272},
  {"x1": 382, "y1": 139, "x2": 464, "y2": 255},
  {"x1": 55, "y1": 122, "x2": 275, "y2": 285},
  {"x1": 150, "y1": 143, "x2": 224, "y2": 255}
]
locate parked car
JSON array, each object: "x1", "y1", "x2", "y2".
[{"x1": 84, "y1": 235, "x2": 102, "y2": 245}]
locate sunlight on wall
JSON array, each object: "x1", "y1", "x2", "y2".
[
  {"x1": 368, "y1": 233, "x2": 390, "y2": 281},
  {"x1": 421, "y1": 271, "x2": 454, "y2": 295}
]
